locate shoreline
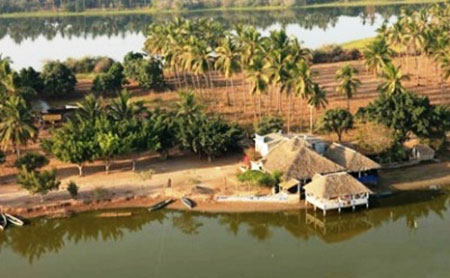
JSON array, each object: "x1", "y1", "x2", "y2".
[
  {"x1": 1, "y1": 183, "x2": 446, "y2": 220},
  {"x1": 0, "y1": 0, "x2": 443, "y2": 19}
]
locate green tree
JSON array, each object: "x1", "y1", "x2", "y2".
[
  {"x1": 15, "y1": 152, "x2": 49, "y2": 171},
  {"x1": 177, "y1": 113, "x2": 243, "y2": 162},
  {"x1": 91, "y1": 62, "x2": 125, "y2": 94},
  {"x1": 15, "y1": 67, "x2": 44, "y2": 96},
  {"x1": 308, "y1": 83, "x2": 328, "y2": 133},
  {"x1": 43, "y1": 119, "x2": 96, "y2": 177},
  {"x1": 254, "y1": 115, "x2": 284, "y2": 135},
  {"x1": 17, "y1": 167, "x2": 60, "y2": 202},
  {"x1": 363, "y1": 37, "x2": 394, "y2": 75},
  {"x1": 335, "y1": 64, "x2": 361, "y2": 111},
  {"x1": 0, "y1": 95, "x2": 37, "y2": 158},
  {"x1": 357, "y1": 91, "x2": 450, "y2": 143},
  {"x1": 215, "y1": 36, "x2": 241, "y2": 106},
  {"x1": 319, "y1": 108, "x2": 354, "y2": 142},
  {"x1": 41, "y1": 61, "x2": 77, "y2": 97},
  {"x1": 378, "y1": 63, "x2": 410, "y2": 95}
]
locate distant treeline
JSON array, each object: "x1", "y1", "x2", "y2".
[{"x1": 0, "y1": 0, "x2": 393, "y2": 13}]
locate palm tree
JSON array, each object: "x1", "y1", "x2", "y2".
[
  {"x1": 335, "y1": 64, "x2": 361, "y2": 111},
  {"x1": 108, "y1": 90, "x2": 146, "y2": 121},
  {"x1": 215, "y1": 36, "x2": 241, "y2": 107},
  {"x1": 378, "y1": 63, "x2": 410, "y2": 95},
  {"x1": 0, "y1": 95, "x2": 37, "y2": 158},
  {"x1": 363, "y1": 37, "x2": 394, "y2": 75},
  {"x1": 307, "y1": 83, "x2": 328, "y2": 133},
  {"x1": 246, "y1": 55, "x2": 269, "y2": 121},
  {"x1": 288, "y1": 60, "x2": 313, "y2": 132},
  {"x1": 76, "y1": 94, "x2": 104, "y2": 123}
]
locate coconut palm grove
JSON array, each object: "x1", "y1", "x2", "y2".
[{"x1": 0, "y1": 2, "x2": 450, "y2": 278}]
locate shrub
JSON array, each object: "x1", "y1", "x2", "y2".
[
  {"x1": 136, "y1": 169, "x2": 155, "y2": 181},
  {"x1": 67, "y1": 181, "x2": 79, "y2": 198},
  {"x1": 15, "y1": 152, "x2": 49, "y2": 171},
  {"x1": 0, "y1": 150, "x2": 5, "y2": 164},
  {"x1": 237, "y1": 170, "x2": 282, "y2": 187},
  {"x1": 17, "y1": 168, "x2": 60, "y2": 202},
  {"x1": 15, "y1": 67, "x2": 44, "y2": 95},
  {"x1": 92, "y1": 62, "x2": 125, "y2": 94},
  {"x1": 41, "y1": 61, "x2": 77, "y2": 97},
  {"x1": 254, "y1": 115, "x2": 284, "y2": 135},
  {"x1": 312, "y1": 45, "x2": 361, "y2": 64}
]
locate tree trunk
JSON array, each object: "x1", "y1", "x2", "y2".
[
  {"x1": 309, "y1": 106, "x2": 313, "y2": 134},
  {"x1": 258, "y1": 95, "x2": 262, "y2": 121},
  {"x1": 225, "y1": 80, "x2": 230, "y2": 106},
  {"x1": 415, "y1": 54, "x2": 420, "y2": 86},
  {"x1": 132, "y1": 159, "x2": 136, "y2": 172},
  {"x1": 347, "y1": 98, "x2": 350, "y2": 112},
  {"x1": 231, "y1": 78, "x2": 236, "y2": 108},
  {"x1": 105, "y1": 160, "x2": 111, "y2": 175},
  {"x1": 40, "y1": 194, "x2": 45, "y2": 203},
  {"x1": 287, "y1": 94, "x2": 292, "y2": 133},
  {"x1": 77, "y1": 164, "x2": 84, "y2": 177}
]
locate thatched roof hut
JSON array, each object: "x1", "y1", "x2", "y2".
[
  {"x1": 324, "y1": 143, "x2": 381, "y2": 173},
  {"x1": 304, "y1": 172, "x2": 372, "y2": 200},
  {"x1": 262, "y1": 138, "x2": 344, "y2": 181}
]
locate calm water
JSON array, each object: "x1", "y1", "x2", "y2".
[
  {"x1": 0, "y1": 189, "x2": 449, "y2": 278},
  {"x1": 0, "y1": 4, "x2": 422, "y2": 70}
]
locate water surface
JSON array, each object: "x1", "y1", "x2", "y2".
[
  {"x1": 0, "y1": 189, "x2": 449, "y2": 278},
  {"x1": 0, "y1": 5, "x2": 419, "y2": 70}
]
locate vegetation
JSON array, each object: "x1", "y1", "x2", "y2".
[
  {"x1": 15, "y1": 152, "x2": 49, "y2": 171},
  {"x1": 92, "y1": 62, "x2": 126, "y2": 94},
  {"x1": 67, "y1": 181, "x2": 79, "y2": 198},
  {"x1": 41, "y1": 61, "x2": 77, "y2": 97},
  {"x1": 318, "y1": 108, "x2": 354, "y2": 142},
  {"x1": 254, "y1": 115, "x2": 284, "y2": 135},
  {"x1": 357, "y1": 91, "x2": 450, "y2": 143},
  {"x1": 237, "y1": 170, "x2": 282, "y2": 187},
  {"x1": 312, "y1": 45, "x2": 361, "y2": 64},
  {"x1": 335, "y1": 64, "x2": 361, "y2": 110},
  {"x1": 123, "y1": 52, "x2": 165, "y2": 90},
  {"x1": 15, "y1": 151, "x2": 59, "y2": 202}
]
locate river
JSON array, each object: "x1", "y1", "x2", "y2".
[
  {"x1": 0, "y1": 189, "x2": 449, "y2": 278},
  {"x1": 0, "y1": 4, "x2": 423, "y2": 70}
]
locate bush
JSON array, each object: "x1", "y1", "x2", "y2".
[
  {"x1": 15, "y1": 67, "x2": 44, "y2": 95},
  {"x1": 15, "y1": 152, "x2": 49, "y2": 171},
  {"x1": 0, "y1": 150, "x2": 5, "y2": 164},
  {"x1": 237, "y1": 170, "x2": 282, "y2": 187},
  {"x1": 254, "y1": 115, "x2": 284, "y2": 135},
  {"x1": 92, "y1": 62, "x2": 125, "y2": 94},
  {"x1": 312, "y1": 45, "x2": 361, "y2": 64},
  {"x1": 67, "y1": 181, "x2": 79, "y2": 198},
  {"x1": 42, "y1": 61, "x2": 77, "y2": 97},
  {"x1": 17, "y1": 168, "x2": 60, "y2": 202},
  {"x1": 123, "y1": 52, "x2": 164, "y2": 90}
]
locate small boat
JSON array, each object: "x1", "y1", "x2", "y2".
[
  {"x1": 181, "y1": 197, "x2": 195, "y2": 209},
  {"x1": 5, "y1": 213, "x2": 24, "y2": 227},
  {"x1": 148, "y1": 199, "x2": 173, "y2": 212},
  {"x1": 0, "y1": 213, "x2": 7, "y2": 231}
]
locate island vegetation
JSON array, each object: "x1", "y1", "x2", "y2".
[{"x1": 0, "y1": 3, "x2": 449, "y2": 211}]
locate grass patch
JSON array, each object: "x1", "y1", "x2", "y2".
[
  {"x1": 341, "y1": 37, "x2": 376, "y2": 50},
  {"x1": 237, "y1": 170, "x2": 282, "y2": 187}
]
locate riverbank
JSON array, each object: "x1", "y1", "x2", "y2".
[
  {"x1": 2, "y1": 155, "x2": 450, "y2": 219},
  {"x1": 0, "y1": 0, "x2": 443, "y2": 19}
]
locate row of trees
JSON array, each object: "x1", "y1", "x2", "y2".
[
  {"x1": 145, "y1": 17, "x2": 332, "y2": 132},
  {"x1": 42, "y1": 90, "x2": 243, "y2": 176},
  {"x1": 363, "y1": 4, "x2": 450, "y2": 92}
]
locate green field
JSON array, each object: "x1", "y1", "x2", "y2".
[{"x1": 0, "y1": 0, "x2": 444, "y2": 19}]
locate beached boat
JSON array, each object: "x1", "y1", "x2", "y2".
[
  {"x1": 5, "y1": 213, "x2": 24, "y2": 227},
  {"x1": 0, "y1": 213, "x2": 7, "y2": 231},
  {"x1": 148, "y1": 199, "x2": 173, "y2": 212},
  {"x1": 181, "y1": 197, "x2": 195, "y2": 209}
]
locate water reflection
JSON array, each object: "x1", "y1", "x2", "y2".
[
  {"x1": 0, "y1": 5, "x2": 419, "y2": 44},
  {"x1": 0, "y1": 189, "x2": 447, "y2": 264}
]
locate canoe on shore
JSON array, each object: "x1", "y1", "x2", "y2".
[
  {"x1": 0, "y1": 213, "x2": 7, "y2": 231},
  {"x1": 97, "y1": 212, "x2": 133, "y2": 218},
  {"x1": 5, "y1": 213, "x2": 24, "y2": 227},
  {"x1": 148, "y1": 199, "x2": 173, "y2": 212},
  {"x1": 181, "y1": 197, "x2": 195, "y2": 209}
]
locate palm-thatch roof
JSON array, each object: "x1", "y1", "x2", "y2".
[
  {"x1": 262, "y1": 138, "x2": 344, "y2": 180},
  {"x1": 324, "y1": 143, "x2": 381, "y2": 172},
  {"x1": 412, "y1": 144, "x2": 435, "y2": 157},
  {"x1": 304, "y1": 173, "x2": 372, "y2": 200}
]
